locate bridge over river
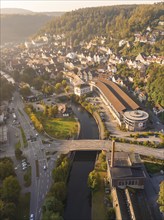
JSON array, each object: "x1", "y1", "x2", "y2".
[{"x1": 50, "y1": 140, "x2": 164, "y2": 160}]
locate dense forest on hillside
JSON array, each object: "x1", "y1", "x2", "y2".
[
  {"x1": 38, "y1": 3, "x2": 164, "y2": 49},
  {"x1": 36, "y1": 3, "x2": 164, "y2": 108},
  {"x1": 0, "y1": 77, "x2": 15, "y2": 103},
  {"x1": 0, "y1": 14, "x2": 53, "y2": 44},
  {"x1": 146, "y1": 64, "x2": 164, "y2": 107}
]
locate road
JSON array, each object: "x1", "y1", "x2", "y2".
[
  {"x1": 11, "y1": 92, "x2": 56, "y2": 220},
  {"x1": 42, "y1": 139, "x2": 164, "y2": 160}
]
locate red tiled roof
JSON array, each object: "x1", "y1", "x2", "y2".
[
  {"x1": 99, "y1": 78, "x2": 139, "y2": 110},
  {"x1": 95, "y1": 81, "x2": 126, "y2": 113}
]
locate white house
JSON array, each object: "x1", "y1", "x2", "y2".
[
  {"x1": 74, "y1": 84, "x2": 91, "y2": 96},
  {"x1": 138, "y1": 92, "x2": 147, "y2": 102}
]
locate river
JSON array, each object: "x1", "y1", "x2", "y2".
[
  {"x1": 72, "y1": 103, "x2": 99, "y2": 139},
  {"x1": 64, "y1": 103, "x2": 99, "y2": 220}
]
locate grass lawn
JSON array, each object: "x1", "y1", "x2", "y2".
[
  {"x1": 19, "y1": 126, "x2": 28, "y2": 147},
  {"x1": 15, "y1": 140, "x2": 21, "y2": 149},
  {"x1": 92, "y1": 152, "x2": 109, "y2": 220},
  {"x1": 38, "y1": 114, "x2": 78, "y2": 139},
  {"x1": 144, "y1": 162, "x2": 164, "y2": 174},
  {"x1": 24, "y1": 166, "x2": 31, "y2": 187},
  {"x1": 92, "y1": 171, "x2": 108, "y2": 220},
  {"x1": 16, "y1": 192, "x2": 30, "y2": 220},
  {"x1": 26, "y1": 108, "x2": 78, "y2": 139}
]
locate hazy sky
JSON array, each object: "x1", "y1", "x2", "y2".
[{"x1": 1, "y1": 0, "x2": 162, "y2": 12}]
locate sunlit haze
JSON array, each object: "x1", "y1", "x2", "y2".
[{"x1": 1, "y1": 0, "x2": 162, "y2": 12}]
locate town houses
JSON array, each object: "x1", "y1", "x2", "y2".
[{"x1": 1, "y1": 26, "x2": 163, "y2": 113}]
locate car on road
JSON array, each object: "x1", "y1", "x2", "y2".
[
  {"x1": 43, "y1": 165, "x2": 47, "y2": 170},
  {"x1": 30, "y1": 213, "x2": 34, "y2": 220},
  {"x1": 22, "y1": 166, "x2": 27, "y2": 171}
]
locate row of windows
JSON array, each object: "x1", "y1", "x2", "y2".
[{"x1": 118, "y1": 180, "x2": 139, "y2": 186}]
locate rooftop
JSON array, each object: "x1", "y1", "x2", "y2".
[
  {"x1": 75, "y1": 83, "x2": 90, "y2": 89},
  {"x1": 124, "y1": 110, "x2": 149, "y2": 121},
  {"x1": 95, "y1": 80, "x2": 126, "y2": 113},
  {"x1": 99, "y1": 78, "x2": 139, "y2": 110},
  {"x1": 106, "y1": 152, "x2": 142, "y2": 167},
  {"x1": 110, "y1": 167, "x2": 145, "y2": 179}
]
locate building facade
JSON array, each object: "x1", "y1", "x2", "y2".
[
  {"x1": 124, "y1": 110, "x2": 149, "y2": 131},
  {"x1": 74, "y1": 84, "x2": 91, "y2": 96}
]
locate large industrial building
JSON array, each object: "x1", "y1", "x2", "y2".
[
  {"x1": 91, "y1": 78, "x2": 149, "y2": 131},
  {"x1": 106, "y1": 141, "x2": 152, "y2": 220},
  {"x1": 107, "y1": 141, "x2": 146, "y2": 189}
]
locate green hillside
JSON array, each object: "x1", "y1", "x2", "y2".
[{"x1": 37, "y1": 3, "x2": 164, "y2": 55}]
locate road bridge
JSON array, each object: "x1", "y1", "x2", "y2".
[{"x1": 48, "y1": 140, "x2": 164, "y2": 160}]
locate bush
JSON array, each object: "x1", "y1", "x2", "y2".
[
  {"x1": 99, "y1": 151, "x2": 106, "y2": 162},
  {"x1": 15, "y1": 148, "x2": 23, "y2": 160},
  {"x1": 101, "y1": 162, "x2": 107, "y2": 171},
  {"x1": 88, "y1": 170, "x2": 101, "y2": 191},
  {"x1": 107, "y1": 207, "x2": 115, "y2": 220},
  {"x1": 50, "y1": 182, "x2": 67, "y2": 202}
]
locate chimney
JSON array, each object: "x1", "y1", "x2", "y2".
[{"x1": 111, "y1": 140, "x2": 115, "y2": 167}]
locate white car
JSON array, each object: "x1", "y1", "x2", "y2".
[
  {"x1": 22, "y1": 166, "x2": 27, "y2": 171},
  {"x1": 43, "y1": 165, "x2": 47, "y2": 170},
  {"x1": 30, "y1": 213, "x2": 34, "y2": 220}
]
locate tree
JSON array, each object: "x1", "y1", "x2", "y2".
[
  {"x1": 107, "y1": 207, "x2": 115, "y2": 220},
  {"x1": 21, "y1": 67, "x2": 36, "y2": 84},
  {"x1": 42, "y1": 211, "x2": 63, "y2": 220},
  {"x1": 0, "y1": 159, "x2": 15, "y2": 181},
  {"x1": 99, "y1": 151, "x2": 106, "y2": 162},
  {"x1": 55, "y1": 83, "x2": 62, "y2": 93},
  {"x1": 52, "y1": 157, "x2": 70, "y2": 182},
  {"x1": 32, "y1": 77, "x2": 44, "y2": 90},
  {"x1": 0, "y1": 77, "x2": 14, "y2": 102},
  {"x1": 2, "y1": 176, "x2": 21, "y2": 203},
  {"x1": 20, "y1": 86, "x2": 31, "y2": 98},
  {"x1": 43, "y1": 196, "x2": 63, "y2": 214},
  {"x1": 61, "y1": 80, "x2": 67, "y2": 87},
  {"x1": 65, "y1": 86, "x2": 70, "y2": 93},
  {"x1": 88, "y1": 170, "x2": 100, "y2": 191},
  {"x1": 15, "y1": 148, "x2": 23, "y2": 160},
  {"x1": 0, "y1": 200, "x2": 5, "y2": 219},
  {"x1": 48, "y1": 106, "x2": 53, "y2": 118},
  {"x1": 50, "y1": 182, "x2": 67, "y2": 202},
  {"x1": 12, "y1": 70, "x2": 20, "y2": 83},
  {"x1": 157, "y1": 181, "x2": 164, "y2": 213},
  {"x1": 50, "y1": 212, "x2": 64, "y2": 220},
  {"x1": 52, "y1": 105, "x2": 58, "y2": 117},
  {"x1": 44, "y1": 105, "x2": 49, "y2": 116},
  {"x1": 3, "y1": 202, "x2": 16, "y2": 220},
  {"x1": 52, "y1": 166, "x2": 65, "y2": 183}
]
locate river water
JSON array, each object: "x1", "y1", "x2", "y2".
[
  {"x1": 64, "y1": 104, "x2": 99, "y2": 220},
  {"x1": 71, "y1": 104, "x2": 99, "y2": 139}
]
